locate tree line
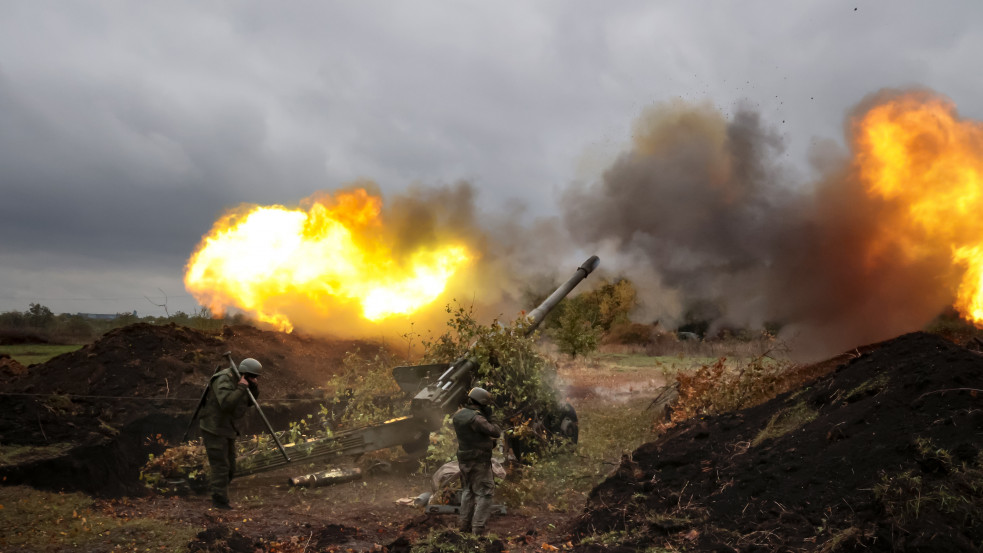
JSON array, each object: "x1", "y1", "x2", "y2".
[{"x1": 0, "y1": 303, "x2": 249, "y2": 344}]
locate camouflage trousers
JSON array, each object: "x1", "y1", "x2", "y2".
[
  {"x1": 202, "y1": 430, "x2": 237, "y2": 504},
  {"x1": 458, "y1": 457, "x2": 495, "y2": 533}
]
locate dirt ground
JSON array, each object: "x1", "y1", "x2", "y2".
[
  {"x1": 1, "y1": 324, "x2": 981, "y2": 552},
  {"x1": 573, "y1": 331, "x2": 983, "y2": 552}
]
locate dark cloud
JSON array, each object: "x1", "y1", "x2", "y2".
[{"x1": 1, "y1": 1, "x2": 982, "y2": 341}]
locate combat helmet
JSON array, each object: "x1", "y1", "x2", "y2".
[
  {"x1": 467, "y1": 387, "x2": 491, "y2": 406},
  {"x1": 238, "y1": 358, "x2": 263, "y2": 377}
]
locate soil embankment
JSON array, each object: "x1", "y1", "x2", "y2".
[{"x1": 572, "y1": 332, "x2": 983, "y2": 552}]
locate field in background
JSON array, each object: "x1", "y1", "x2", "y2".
[
  {"x1": 0, "y1": 344, "x2": 84, "y2": 366},
  {"x1": 547, "y1": 335, "x2": 788, "y2": 403}
]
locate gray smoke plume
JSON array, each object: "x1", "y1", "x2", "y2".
[{"x1": 561, "y1": 93, "x2": 961, "y2": 360}]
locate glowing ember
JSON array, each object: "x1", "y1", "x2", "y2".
[
  {"x1": 854, "y1": 92, "x2": 983, "y2": 324},
  {"x1": 184, "y1": 189, "x2": 472, "y2": 331}
]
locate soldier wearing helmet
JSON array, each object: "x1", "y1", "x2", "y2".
[
  {"x1": 452, "y1": 387, "x2": 501, "y2": 535},
  {"x1": 199, "y1": 357, "x2": 262, "y2": 510}
]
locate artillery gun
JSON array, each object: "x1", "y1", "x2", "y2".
[{"x1": 232, "y1": 255, "x2": 600, "y2": 478}]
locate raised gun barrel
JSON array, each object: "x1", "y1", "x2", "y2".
[
  {"x1": 524, "y1": 255, "x2": 600, "y2": 334},
  {"x1": 408, "y1": 255, "x2": 600, "y2": 429}
]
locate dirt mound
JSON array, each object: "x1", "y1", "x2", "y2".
[
  {"x1": 571, "y1": 332, "x2": 983, "y2": 552},
  {"x1": 0, "y1": 323, "x2": 389, "y2": 495},
  {"x1": 4, "y1": 322, "x2": 384, "y2": 401},
  {"x1": 0, "y1": 352, "x2": 27, "y2": 377}
]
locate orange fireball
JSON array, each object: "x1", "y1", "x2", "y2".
[
  {"x1": 853, "y1": 91, "x2": 983, "y2": 324},
  {"x1": 184, "y1": 189, "x2": 472, "y2": 331}
]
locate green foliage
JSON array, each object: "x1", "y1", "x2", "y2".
[
  {"x1": 421, "y1": 302, "x2": 562, "y2": 437},
  {"x1": 551, "y1": 295, "x2": 601, "y2": 358},
  {"x1": 139, "y1": 440, "x2": 207, "y2": 493},
  {"x1": 25, "y1": 303, "x2": 55, "y2": 328},
  {"x1": 422, "y1": 416, "x2": 458, "y2": 473},
  {"x1": 323, "y1": 348, "x2": 405, "y2": 429},
  {"x1": 0, "y1": 303, "x2": 254, "y2": 345},
  {"x1": 541, "y1": 278, "x2": 638, "y2": 358},
  {"x1": 593, "y1": 279, "x2": 638, "y2": 330},
  {"x1": 543, "y1": 279, "x2": 638, "y2": 332},
  {"x1": 751, "y1": 400, "x2": 818, "y2": 446}
]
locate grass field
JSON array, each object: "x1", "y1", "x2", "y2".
[{"x1": 0, "y1": 344, "x2": 84, "y2": 365}]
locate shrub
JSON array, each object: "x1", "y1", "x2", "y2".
[
  {"x1": 603, "y1": 322, "x2": 657, "y2": 346},
  {"x1": 421, "y1": 303, "x2": 563, "y2": 431},
  {"x1": 550, "y1": 295, "x2": 601, "y2": 357},
  {"x1": 669, "y1": 354, "x2": 798, "y2": 424}
]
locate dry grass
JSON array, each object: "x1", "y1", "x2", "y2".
[{"x1": 0, "y1": 486, "x2": 197, "y2": 552}]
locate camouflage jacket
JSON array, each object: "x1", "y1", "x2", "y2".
[
  {"x1": 452, "y1": 406, "x2": 501, "y2": 462},
  {"x1": 199, "y1": 368, "x2": 252, "y2": 438}
]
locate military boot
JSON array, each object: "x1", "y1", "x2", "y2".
[{"x1": 211, "y1": 494, "x2": 233, "y2": 510}]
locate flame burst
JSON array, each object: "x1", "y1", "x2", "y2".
[
  {"x1": 854, "y1": 91, "x2": 983, "y2": 323},
  {"x1": 184, "y1": 189, "x2": 472, "y2": 331}
]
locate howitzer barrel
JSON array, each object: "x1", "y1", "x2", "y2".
[
  {"x1": 524, "y1": 255, "x2": 600, "y2": 334},
  {"x1": 409, "y1": 255, "x2": 600, "y2": 428}
]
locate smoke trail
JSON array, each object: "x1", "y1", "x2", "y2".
[{"x1": 561, "y1": 93, "x2": 964, "y2": 359}]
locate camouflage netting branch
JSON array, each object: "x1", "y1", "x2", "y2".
[
  {"x1": 140, "y1": 440, "x2": 208, "y2": 494},
  {"x1": 422, "y1": 303, "x2": 567, "y2": 458}
]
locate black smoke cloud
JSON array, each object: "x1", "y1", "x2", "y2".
[{"x1": 561, "y1": 94, "x2": 960, "y2": 360}]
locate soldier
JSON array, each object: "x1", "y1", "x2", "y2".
[
  {"x1": 199, "y1": 357, "x2": 262, "y2": 510},
  {"x1": 452, "y1": 387, "x2": 501, "y2": 535}
]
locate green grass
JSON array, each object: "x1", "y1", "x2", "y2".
[
  {"x1": 752, "y1": 400, "x2": 818, "y2": 446},
  {"x1": 0, "y1": 344, "x2": 83, "y2": 365},
  {"x1": 497, "y1": 396, "x2": 661, "y2": 512},
  {"x1": 0, "y1": 486, "x2": 198, "y2": 552}
]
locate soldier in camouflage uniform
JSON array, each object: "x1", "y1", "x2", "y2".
[
  {"x1": 452, "y1": 387, "x2": 501, "y2": 535},
  {"x1": 199, "y1": 358, "x2": 262, "y2": 510}
]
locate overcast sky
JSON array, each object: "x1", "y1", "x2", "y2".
[{"x1": 2, "y1": 1, "x2": 981, "y2": 320}]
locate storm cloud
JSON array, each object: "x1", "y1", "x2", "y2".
[{"x1": 1, "y1": 2, "x2": 981, "y2": 351}]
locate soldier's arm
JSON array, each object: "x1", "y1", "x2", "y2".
[
  {"x1": 471, "y1": 414, "x2": 501, "y2": 438},
  {"x1": 212, "y1": 375, "x2": 249, "y2": 413}
]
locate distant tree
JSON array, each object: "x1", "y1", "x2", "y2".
[
  {"x1": 170, "y1": 311, "x2": 192, "y2": 326},
  {"x1": 114, "y1": 311, "x2": 139, "y2": 327},
  {"x1": 0, "y1": 310, "x2": 26, "y2": 329},
  {"x1": 551, "y1": 295, "x2": 601, "y2": 358},
  {"x1": 57, "y1": 314, "x2": 95, "y2": 341},
  {"x1": 539, "y1": 278, "x2": 638, "y2": 333},
  {"x1": 25, "y1": 303, "x2": 55, "y2": 329},
  {"x1": 593, "y1": 279, "x2": 637, "y2": 331}
]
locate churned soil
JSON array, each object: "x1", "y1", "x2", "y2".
[{"x1": 571, "y1": 332, "x2": 983, "y2": 552}]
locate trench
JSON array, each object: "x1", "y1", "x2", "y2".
[{"x1": 0, "y1": 399, "x2": 327, "y2": 497}]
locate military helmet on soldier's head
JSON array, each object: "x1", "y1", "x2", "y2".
[
  {"x1": 239, "y1": 358, "x2": 262, "y2": 377},
  {"x1": 467, "y1": 387, "x2": 491, "y2": 406}
]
